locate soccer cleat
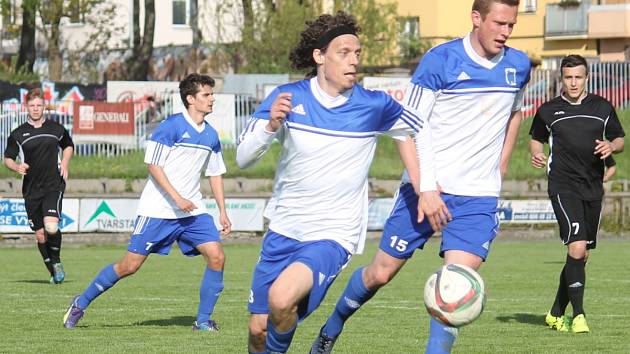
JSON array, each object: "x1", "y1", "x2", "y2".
[
  {"x1": 52, "y1": 263, "x2": 65, "y2": 284},
  {"x1": 63, "y1": 295, "x2": 84, "y2": 329},
  {"x1": 572, "y1": 314, "x2": 590, "y2": 333},
  {"x1": 49, "y1": 276, "x2": 55, "y2": 284},
  {"x1": 545, "y1": 312, "x2": 569, "y2": 332},
  {"x1": 310, "y1": 326, "x2": 337, "y2": 354},
  {"x1": 192, "y1": 320, "x2": 219, "y2": 332}
]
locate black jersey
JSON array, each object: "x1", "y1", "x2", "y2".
[
  {"x1": 529, "y1": 94, "x2": 625, "y2": 200},
  {"x1": 4, "y1": 119, "x2": 74, "y2": 198}
]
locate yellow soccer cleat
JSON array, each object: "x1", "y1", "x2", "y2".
[
  {"x1": 545, "y1": 312, "x2": 570, "y2": 332},
  {"x1": 572, "y1": 314, "x2": 590, "y2": 333}
]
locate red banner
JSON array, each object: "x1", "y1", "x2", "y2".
[{"x1": 73, "y1": 101, "x2": 135, "y2": 135}]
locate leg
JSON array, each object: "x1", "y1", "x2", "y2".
[
  {"x1": 43, "y1": 216, "x2": 64, "y2": 283},
  {"x1": 194, "y1": 241, "x2": 225, "y2": 330},
  {"x1": 320, "y1": 250, "x2": 406, "y2": 339},
  {"x1": 34, "y1": 228, "x2": 54, "y2": 278},
  {"x1": 265, "y1": 262, "x2": 313, "y2": 353},
  {"x1": 25, "y1": 197, "x2": 52, "y2": 277},
  {"x1": 249, "y1": 314, "x2": 268, "y2": 354}
]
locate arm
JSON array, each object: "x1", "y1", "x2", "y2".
[
  {"x1": 529, "y1": 139, "x2": 547, "y2": 169},
  {"x1": 395, "y1": 136, "x2": 420, "y2": 194},
  {"x1": 59, "y1": 146, "x2": 73, "y2": 180},
  {"x1": 3, "y1": 158, "x2": 29, "y2": 175},
  {"x1": 147, "y1": 164, "x2": 196, "y2": 213},
  {"x1": 236, "y1": 92, "x2": 291, "y2": 169},
  {"x1": 209, "y1": 175, "x2": 231, "y2": 236},
  {"x1": 500, "y1": 110, "x2": 523, "y2": 178},
  {"x1": 603, "y1": 165, "x2": 616, "y2": 182},
  {"x1": 595, "y1": 137, "x2": 624, "y2": 159}
]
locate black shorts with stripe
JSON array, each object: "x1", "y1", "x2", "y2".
[
  {"x1": 25, "y1": 190, "x2": 64, "y2": 231},
  {"x1": 550, "y1": 194, "x2": 602, "y2": 250}
]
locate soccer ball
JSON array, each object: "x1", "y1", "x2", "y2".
[{"x1": 423, "y1": 264, "x2": 486, "y2": 327}]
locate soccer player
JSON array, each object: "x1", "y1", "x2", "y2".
[
  {"x1": 530, "y1": 54, "x2": 625, "y2": 333},
  {"x1": 311, "y1": 1, "x2": 530, "y2": 353},
  {"x1": 236, "y1": 12, "x2": 422, "y2": 354},
  {"x1": 4, "y1": 88, "x2": 74, "y2": 284},
  {"x1": 63, "y1": 74, "x2": 232, "y2": 331}
]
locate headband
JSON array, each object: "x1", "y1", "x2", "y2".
[{"x1": 315, "y1": 25, "x2": 357, "y2": 49}]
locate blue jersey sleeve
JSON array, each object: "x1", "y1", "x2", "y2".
[
  {"x1": 410, "y1": 50, "x2": 445, "y2": 91},
  {"x1": 378, "y1": 92, "x2": 405, "y2": 132},
  {"x1": 150, "y1": 118, "x2": 178, "y2": 147}
]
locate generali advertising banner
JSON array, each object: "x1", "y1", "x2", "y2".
[{"x1": 72, "y1": 101, "x2": 135, "y2": 146}]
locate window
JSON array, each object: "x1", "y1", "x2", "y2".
[
  {"x1": 521, "y1": 0, "x2": 536, "y2": 13},
  {"x1": 172, "y1": 0, "x2": 188, "y2": 25},
  {"x1": 397, "y1": 16, "x2": 421, "y2": 60}
]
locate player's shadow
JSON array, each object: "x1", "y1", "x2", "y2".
[
  {"x1": 495, "y1": 313, "x2": 544, "y2": 326},
  {"x1": 13, "y1": 279, "x2": 73, "y2": 284},
  {"x1": 136, "y1": 316, "x2": 195, "y2": 327}
]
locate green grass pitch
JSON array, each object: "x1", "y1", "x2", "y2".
[{"x1": 1, "y1": 238, "x2": 629, "y2": 353}]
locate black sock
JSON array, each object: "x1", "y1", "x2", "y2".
[
  {"x1": 37, "y1": 242, "x2": 54, "y2": 276},
  {"x1": 46, "y1": 231, "x2": 62, "y2": 264},
  {"x1": 550, "y1": 265, "x2": 569, "y2": 317},
  {"x1": 564, "y1": 255, "x2": 586, "y2": 316}
]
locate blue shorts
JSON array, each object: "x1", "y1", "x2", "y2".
[
  {"x1": 248, "y1": 230, "x2": 351, "y2": 321},
  {"x1": 379, "y1": 183, "x2": 499, "y2": 260},
  {"x1": 127, "y1": 213, "x2": 221, "y2": 256}
]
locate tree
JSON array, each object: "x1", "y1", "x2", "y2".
[
  {"x1": 126, "y1": 0, "x2": 155, "y2": 80},
  {"x1": 38, "y1": 0, "x2": 64, "y2": 81},
  {"x1": 190, "y1": 0, "x2": 201, "y2": 47},
  {"x1": 15, "y1": 0, "x2": 37, "y2": 73}
]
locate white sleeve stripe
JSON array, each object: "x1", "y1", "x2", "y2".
[
  {"x1": 152, "y1": 144, "x2": 162, "y2": 164},
  {"x1": 402, "y1": 108, "x2": 424, "y2": 128}
]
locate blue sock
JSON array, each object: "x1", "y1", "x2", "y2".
[
  {"x1": 322, "y1": 267, "x2": 376, "y2": 338},
  {"x1": 265, "y1": 319, "x2": 296, "y2": 353},
  {"x1": 425, "y1": 318, "x2": 459, "y2": 354},
  {"x1": 77, "y1": 264, "x2": 120, "y2": 309},
  {"x1": 196, "y1": 268, "x2": 224, "y2": 323}
]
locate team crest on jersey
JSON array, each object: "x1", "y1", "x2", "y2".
[{"x1": 505, "y1": 68, "x2": 517, "y2": 86}]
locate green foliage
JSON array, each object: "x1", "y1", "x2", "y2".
[
  {"x1": 334, "y1": 0, "x2": 399, "y2": 66},
  {"x1": 398, "y1": 28, "x2": 432, "y2": 63},
  {"x1": 2, "y1": 240, "x2": 630, "y2": 352},
  {"x1": 0, "y1": 56, "x2": 40, "y2": 83}
]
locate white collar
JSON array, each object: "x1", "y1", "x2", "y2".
[
  {"x1": 310, "y1": 77, "x2": 352, "y2": 109},
  {"x1": 463, "y1": 32, "x2": 504, "y2": 70},
  {"x1": 182, "y1": 109, "x2": 206, "y2": 133},
  {"x1": 561, "y1": 92, "x2": 588, "y2": 105}
]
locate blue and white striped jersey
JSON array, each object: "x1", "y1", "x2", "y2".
[
  {"x1": 404, "y1": 33, "x2": 531, "y2": 196},
  {"x1": 137, "y1": 111, "x2": 226, "y2": 218},
  {"x1": 237, "y1": 78, "x2": 420, "y2": 254}
]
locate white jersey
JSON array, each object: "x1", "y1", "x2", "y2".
[
  {"x1": 237, "y1": 78, "x2": 420, "y2": 254},
  {"x1": 405, "y1": 33, "x2": 531, "y2": 196},
  {"x1": 136, "y1": 111, "x2": 226, "y2": 219}
]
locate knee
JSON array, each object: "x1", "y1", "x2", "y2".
[
  {"x1": 248, "y1": 318, "x2": 267, "y2": 348},
  {"x1": 206, "y1": 251, "x2": 225, "y2": 270},
  {"x1": 44, "y1": 222, "x2": 59, "y2": 234},
  {"x1": 268, "y1": 286, "x2": 296, "y2": 315},
  {"x1": 568, "y1": 247, "x2": 587, "y2": 260},
  {"x1": 116, "y1": 260, "x2": 141, "y2": 277}
]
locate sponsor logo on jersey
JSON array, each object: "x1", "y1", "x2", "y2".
[
  {"x1": 457, "y1": 71, "x2": 471, "y2": 81},
  {"x1": 182, "y1": 132, "x2": 191, "y2": 139},
  {"x1": 505, "y1": 68, "x2": 517, "y2": 86},
  {"x1": 291, "y1": 104, "x2": 306, "y2": 115},
  {"x1": 554, "y1": 111, "x2": 565, "y2": 115},
  {"x1": 22, "y1": 133, "x2": 30, "y2": 137}
]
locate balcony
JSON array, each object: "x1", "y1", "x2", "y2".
[
  {"x1": 545, "y1": 1, "x2": 591, "y2": 39},
  {"x1": 588, "y1": 4, "x2": 630, "y2": 38}
]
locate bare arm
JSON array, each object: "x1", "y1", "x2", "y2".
[
  {"x1": 595, "y1": 137, "x2": 624, "y2": 159},
  {"x1": 147, "y1": 164, "x2": 196, "y2": 213},
  {"x1": 395, "y1": 136, "x2": 420, "y2": 194},
  {"x1": 59, "y1": 146, "x2": 73, "y2": 180},
  {"x1": 529, "y1": 139, "x2": 547, "y2": 169},
  {"x1": 209, "y1": 175, "x2": 231, "y2": 236},
  {"x1": 4, "y1": 158, "x2": 29, "y2": 175},
  {"x1": 500, "y1": 110, "x2": 523, "y2": 178}
]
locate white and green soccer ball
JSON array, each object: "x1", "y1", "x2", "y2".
[{"x1": 423, "y1": 264, "x2": 486, "y2": 327}]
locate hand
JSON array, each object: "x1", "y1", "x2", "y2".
[
  {"x1": 595, "y1": 139, "x2": 615, "y2": 159},
  {"x1": 531, "y1": 152, "x2": 547, "y2": 169},
  {"x1": 418, "y1": 190, "x2": 452, "y2": 232},
  {"x1": 16, "y1": 163, "x2": 29, "y2": 175},
  {"x1": 603, "y1": 165, "x2": 616, "y2": 182},
  {"x1": 266, "y1": 93, "x2": 292, "y2": 132},
  {"x1": 175, "y1": 197, "x2": 197, "y2": 213},
  {"x1": 219, "y1": 213, "x2": 232, "y2": 236},
  {"x1": 59, "y1": 162, "x2": 69, "y2": 180}
]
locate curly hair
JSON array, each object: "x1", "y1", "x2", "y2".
[{"x1": 289, "y1": 11, "x2": 361, "y2": 78}]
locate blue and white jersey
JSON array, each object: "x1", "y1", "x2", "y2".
[
  {"x1": 405, "y1": 33, "x2": 531, "y2": 196},
  {"x1": 137, "y1": 111, "x2": 226, "y2": 219},
  {"x1": 237, "y1": 77, "x2": 420, "y2": 254}
]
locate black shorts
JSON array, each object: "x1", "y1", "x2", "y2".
[
  {"x1": 25, "y1": 191, "x2": 64, "y2": 231},
  {"x1": 550, "y1": 194, "x2": 602, "y2": 250}
]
